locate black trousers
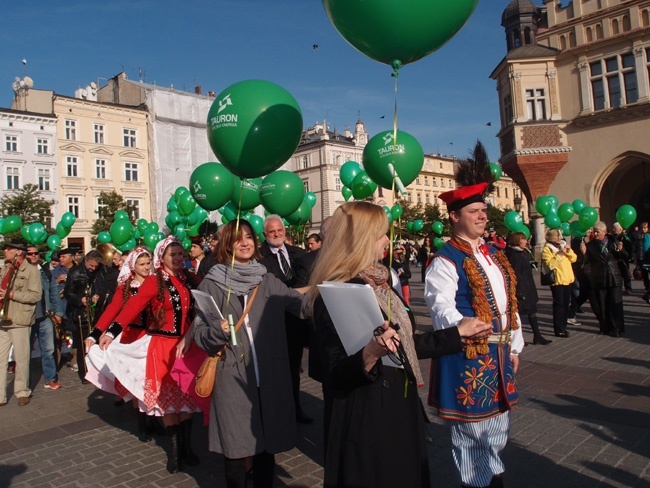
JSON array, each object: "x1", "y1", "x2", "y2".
[
  {"x1": 592, "y1": 286, "x2": 625, "y2": 334},
  {"x1": 550, "y1": 285, "x2": 571, "y2": 335},
  {"x1": 224, "y1": 451, "x2": 275, "y2": 488},
  {"x1": 286, "y1": 316, "x2": 308, "y2": 416},
  {"x1": 73, "y1": 323, "x2": 90, "y2": 381}
]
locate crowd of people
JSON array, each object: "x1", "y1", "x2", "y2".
[{"x1": 0, "y1": 202, "x2": 645, "y2": 487}]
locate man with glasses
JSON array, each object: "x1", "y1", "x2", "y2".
[
  {"x1": 585, "y1": 222, "x2": 626, "y2": 336},
  {"x1": 26, "y1": 246, "x2": 65, "y2": 390},
  {"x1": 0, "y1": 239, "x2": 42, "y2": 406}
]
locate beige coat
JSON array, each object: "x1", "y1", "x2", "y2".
[{"x1": 0, "y1": 259, "x2": 42, "y2": 327}]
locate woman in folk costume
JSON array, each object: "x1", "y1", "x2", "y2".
[
  {"x1": 192, "y1": 220, "x2": 310, "y2": 488},
  {"x1": 424, "y1": 142, "x2": 525, "y2": 488},
  {"x1": 84, "y1": 247, "x2": 161, "y2": 441},
  {"x1": 106, "y1": 236, "x2": 202, "y2": 473},
  {"x1": 308, "y1": 201, "x2": 492, "y2": 488}
]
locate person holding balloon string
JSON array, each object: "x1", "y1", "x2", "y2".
[
  {"x1": 192, "y1": 219, "x2": 312, "y2": 488},
  {"x1": 103, "y1": 237, "x2": 202, "y2": 474}
]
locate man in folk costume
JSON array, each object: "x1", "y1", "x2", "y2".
[{"x1": 424, "y1": 142, "x2": 524, "y2": 488}]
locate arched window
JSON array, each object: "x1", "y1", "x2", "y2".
[
  {"x1": 642, "y1": 10, "x2": 650, "y2": 27},
  {"x1": 622, "y1": 15, "x2": 631, "y2": 32},
  {"x1": 524, "y1": 27, "x2": 531, "y2": 45},
  {"x1": 302, "y1": 155, "x2": 309, "y2": 169},
  {"x1": 569, "y1": 32, "x2": 576, "y2": 48},
  {"x1": 513, "y1": 29, "x2": 521, "y2": 48},
  {"x1": 559, "y1": 35, "x2": 567, "y2": 50},
  {"x1": 612, "y1": 19, "x2": 619, "y2": 35},
  {"x1": 596, "y1": 24, "x2": 603, "y2": 40},
  {"x1": 586, "y1": 27, "x2": 593, "y2": 43}
]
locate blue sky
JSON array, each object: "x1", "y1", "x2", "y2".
[{"x1": 1, "y1": 0, "x2": 510, "y2": 161}]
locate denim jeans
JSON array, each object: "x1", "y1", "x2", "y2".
[{"x1": 33, "y1": 317, "x2": 57, "y2": 382}]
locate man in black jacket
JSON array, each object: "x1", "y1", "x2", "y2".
[
  {"x1": 63, "y1": 249, "x2": 103, "y2": 383},
  {"x1": 259, "y1": 215, "x2": 311, "y2": 423}
]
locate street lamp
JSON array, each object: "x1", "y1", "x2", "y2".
[{"x1": 513, "y1": 187, "x2": 522, "y2": 214}]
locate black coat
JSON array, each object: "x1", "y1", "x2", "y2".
[
  {"x1": 585, "y1": 236, "x2": 624, "y2": 288},
  {"x1": 313, "y1": 281, "x2": 462, "y2": 488},
  {"x1": 63, "y1": 263, "x2": 99, "y2": 327},
  {"x1": 259, "y1": 242, "x2": 306, "y2": 288},
  {"x1": 505, "y1": 246, "x2": 539, "y2": 314}
]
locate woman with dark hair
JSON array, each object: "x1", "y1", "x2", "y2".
[
  {"x1": 107, "y1": 237, "x2": 202, "y2": 473},
  {"x1": 192, "y1": 219, "x2": 310, "y2": 488},
  {"x1": 417, "y1": 235, "x2": 434, "y2": 282},
  {"x1": 308, "y1": 202, "x2": 492, "y2": 488},
  {"x1": 505, "y1": 233, "x2": 551, "y2": 345}
]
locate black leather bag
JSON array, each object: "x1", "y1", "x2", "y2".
[{"x1": 540, "y1": 268, "x2": 556, "y2": 286}]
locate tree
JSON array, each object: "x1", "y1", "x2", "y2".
[
  {"x1": 0, "y1": 184, "x2": 55, "y2": 241},
  {"x1": 91, "y1": 191, "x2": 138, "y2": 235},
  {"x1": 392, "y1": 200, "x2": 450, "y2": 242},
  {"x1": 486, "y1": 205, "x2": 510, "y2": 239}
]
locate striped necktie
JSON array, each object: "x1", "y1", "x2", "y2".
[{"x1": 278, "y1": 250, "x2": 293, "y2": 280}]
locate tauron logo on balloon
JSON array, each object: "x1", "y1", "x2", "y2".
[
  {"x1": 378, "y1": 133, "x2": 404, "y2": 157},
  {"x1": 210, "y1": 94, "x2": 238, "y2": 129},
  {"x1": 193, "y1": 181, "x2": 207, "y2": 201}
]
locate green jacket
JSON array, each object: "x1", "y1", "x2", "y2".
[{"x1": 0, "y1": 259, "x2": 42, "y2": 327}]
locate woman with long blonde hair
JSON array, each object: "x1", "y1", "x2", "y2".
[{"x1": 309, "y1": 201, "x2": 492, "y2": 488}]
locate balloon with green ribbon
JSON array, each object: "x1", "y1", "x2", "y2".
[
  {"x1": 362, "y1": 130, "x2": 424, "y2": 190},
  {"x1": 207, "y1": 80, "x2": 303, "y2": 179}
]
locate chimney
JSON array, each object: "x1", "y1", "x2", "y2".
[{"x1": 195, "y1": 85, "x2": 202, "y2": 95}]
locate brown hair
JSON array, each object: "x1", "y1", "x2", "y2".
[
  {"x1": 507, "y1": 232, "x2": 527, "y2": 247},
  {"x1": 215, "y1": 220, "x2": 261, "y2": 265}
]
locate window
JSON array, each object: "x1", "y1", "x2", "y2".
[
  {"x1": 497, "y1": 187, "x2": 501, "y2": 198},
  {"x1": 37, "y1": 138, "x2": 49, "y2": 154},
  {"x1": 525, "y1": 89, "x2": 547, "y2": 120},
  {"x1": 5, "y1": 135, "x2": 18, "y2": 152},
  {"x1": 425, "y1": 193, "x2": 430, "y2": 204},
  {"x1": 94, "y1": 124, "x2": 105, "y2": 144},
  {"x1": 505, "y1": 187, "x2": 509, "y2": 199},
  {"x1": 590, "y1": 53, "x2": 638, "y2": 110},
  {"x1": 503, "y1": 94, "x2": 513, "y2": 124},
  {"x1": 441, "y1": 179, "x2": 446, "y2": 188},
  {"x1": 416, "y1": 176, "x2": 421, "y2": 185},
  {"x1": 66, "y1": 156, "x2": 78, "y2": 177},
  {"x1": 417, "y1": 193, "x2": 422, "y2": 204},
  {"x1": 38, "y1": 168, "x2": 51, "y2": 191},
  {"x1": 65, "y1": 120, "x2": 77, "y2": 140},
  {"x1": 124, "y1": 162, "x2": 139, "y2": 182},
  {"x1": 96, "y1": 197, "x2": 107, "y2": 218},
  {"x1": 302, "y1": 179, "x2": 309, "y2": 192},
  {"x1": 449, "y1": 179, "x2": 453, "y2": 188},
  {"x1": 407, "y1": 192, "x2": 412, "y2": 202},
  {"x1": 6, "y1": 167, "x2": 19, "y2": 189},
  {"x1": 432, "y1": 177, "x2": 437, "y2": 187},
  {"x1": 439, "y1": 162, "x2": 443, "y2": 169},
  {"x1": 67, "y1": 196, "x2": 80, "y2": 218},
  {"x1": 123, "y1": 128, "x2": 137, "y2": 148},
  {"x1": 302, "y1": 155, "x2": 309, "y2": 169},
  {"x1": 335, "y1": 177, "x2": 341, "y2": 191},
  {"x1": 424, "y1": 176, "x2": 429, "y2": 186},
  {"x1": 126, "y1": 199, "x2": 141, "y2": 220},
  {"x1": 95, "y1": 159, "x2": 106, "y2": 179}
]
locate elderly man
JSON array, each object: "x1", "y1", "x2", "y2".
[
  {"x1": 425, "y1": 183, "x2": 523, "y2": 488},
  {"x1": 0, "y1": 239, "x2": 42, "y2": 406},
  {"x1": 611, "y1": 222, "x2": 633, "y2": 294},
  {"x1": 26, "y1": 245, "x2": 65, "y2": 390},
  {"x1": 259, "y1": 215, "x2": 311, "y2": 423}
]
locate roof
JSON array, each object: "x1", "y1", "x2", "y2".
[
  {"x1": 502, "y1": 0, "x2": 540, "y2": 23},
  {"x1": 505, "y1": 44, "x2": 560, "y2": 60},
  {"x1": 0, "y1": 107, "x2": 57, "y2": 119}
]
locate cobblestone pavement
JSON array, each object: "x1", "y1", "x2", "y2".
[{"x1": 0, "y1": 277, "x2": 648, "y2": 487}]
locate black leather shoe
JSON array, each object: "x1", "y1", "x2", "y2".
[
  {"x1": 296, "y1": 411, "x2": 314, "y2": 424},
  {"x1": 554, "y1": 332, "x2": 569, "y2": 338},
  {"x1": 533, "y1": 336, "x2": 552, "y2": 345}
]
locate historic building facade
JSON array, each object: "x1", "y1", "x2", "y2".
[{"x1": 492, "y1": 0, "x2": 650, "y2": 239}]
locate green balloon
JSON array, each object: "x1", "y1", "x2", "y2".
[
  {"x1": 433, "y1": 237, "x2": 445, "y2": 250},
  {"x1": 489, "y1": 163, "x2": 502, "y2": 181},
  {"x1": 616, "y1": 205, "x2": 637, "y2": 230},
  {"x1": 504, "y1": 211, "x2": 523, "y2": 232},
  {"x1": 351, "y1": 171, "x2": 377, "y2": 200},
  {"x1": 557, "y1": 203, "x2": 575, "y2": 223},
  {"x1": 178, "y1": 192, "x2": 197, "y2": 216},
  {"x1": 190, "y1": 162, "x2": 236, "y2": 211},
  {"x1": 97, "y1": 231, "x2": 111, "y2": 243},
  {"x1": 137, "y1": 219, "x2": 148, "y2": 233},
  {"x1": 110, "y1": 220, "x2": 134, "y2": 246},
  {"x1": 406, "y1": 221, "x2": 414, "y2": 232},
  {"x1": 187, "y1": 221, "x2": 202, "y2": 237},
  {"x1": 560, "y1": 222, "x2": 570, "y2": 237},
  {"x1": 248, "y1": 215, "x2": 264, "y2": 235},
  {"x1": 119, "y1": 238, "x2": 137, "y2": 252},
  {"x1": 391, "y1": 204, "x2": 403, "y2": 220},
  {"x1": 181, "y1": 238, "x2": 192, "y2": 251},
  {"x1": 175, "y1": 226, "x2": 188, "y2": 241},
  {"x1": 545, "y1": 212, "x2": 561, "y2": 229},
  {"x1": 165, "y1": 211, "x2": 182, "y2": 231},
  {"x1": 572, "y1": 199, "x2": 586, "y2": 213},
  {"x1": 207, "y1": 80, "x2": 303, "y2": 179},
  {"x1": 513, "y1": 223, "x2": 531, "y2": 240},
  {"x1": 286, "y1": 201, "x2": 312, "y2": 226},
  {"x1": 47, "y1": 235, "x2": 62, "y2": 251},
  {"x1": 20, "y1": 225, "x2": 31, "y2": 242},
  {"x1": 432, "y1": 221, "x2": 444, "y2": 236},
  {"x1": 341, "y1": 186, "x2": 353, "y2": 202},
  {"x1": 382, "y1": 206, "x2": 393, "y2": 225},
  {"x1": 167, "y1": 198, "x2": 178, "y2": 213},
  {"x1": 56, "y1": 222, "x2": 70, "y2": 239},
  {"x1": 174, "y1": 186, "x2": 190, "y2": 203},
  {"x1": 323, "y1": 0, "x2": 479, "y2": 67},
  {"x1": 60, "y1": 212, "x2": 76, "y2": 228},
  {"x1": 29, "y1": 223, "x2": 48, "y2": 244},
  {"x1": 363, "y1": 130, "x2": 424, "y2": 189},
  {"x1": 221, "y1": 201, "x2": 239, "y2": 222},
  {"x1": 143, "y1": 231, "x2": 158, "y2": 250},
  {"x1": 569, "y1": 220, "x2": 586, "y2": 238},
  {"x1": 0, "y1": 218, "x2": 4, "y2": 234},
  {"x1": 147, "y1": 222, "x2": 160, "y2": 234},
  {"x1": 412, "y1": 219, "x2": 424, "y2": 232},
  {"x1": 339, "y1": 161, "x2": 362, "y2": 188},
  {"x1": 547, "y1": 195, "x2": 559, "y2": 211},
  {"x1": 3, "y1": 215, "x2": 22, "y2": 234},
  {"x1": 304, "y1": 192, "x2": 317, "y2": 208},
  {"x1": 535, "y1": 196, "x2": 552, "y2": 217},
  {"x1": 45, "y1": 251, "x2": 52, "y2": 263},
  {"x1": 114, "y1": 210, "x2": 130, "y2": 221},
  {"x1": 259, "y1": 170, "x2": 305, "y2": 216},
  {"x1": 232, "y1": 177, "x2": 263, "y2": 211},
  {"x1": 578, "y1": 206, "x2": 598, "y2": 230}
]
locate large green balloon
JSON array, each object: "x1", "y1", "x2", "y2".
[
  {"x1": 569, "y1": 220, "x2": 586, "y2": 238},
  {"x1": 412, "y1": 219, "x2": 424, "y2": 232},
  {"x1": 557, "y1": 203, "x2": 575, "y2": 223},
  {"x1": 29, "y1": 223, "x2": 48, "y2": 244},
  {"x1": 110, "y1": 220, "x2": 134, "y2": 246},
  {"x1": 362, "y1": 130, "x2": 424, "y2": 189},
  {"x1": 351, "y1": 171, "x2": 377, "y2": 200},
  {"x1": 323, "y1": 0, "x2": 479, "y2": 68},
  {"x1": 286, "y1": 201, "x2": 312, "y2": 226},
  {"x1": 432, "y1": 221, "x2": 444, "y2": 236},
  {"x1": 178, "y1": 192, "x2": 197, "y2": 216},
  {"x1": 56, "y1": 222, "x2": 70, "y2": 239},
  {"x1": 615, "y1": 205, "x2": 637, "y2": 230},
  {"x1": 114, "y1": 210, "x2": 130, "y2": 222},
  {"x1": 535, "y1": 196, "x2": 552, "y2": 217},
  {"x1": 97, "y1": 231, "x2": 111, "y2": 244},
  {"x1": 189, "y1": 162, "x2": 235, "y2": 211},
  {"x1": 248, "y1": 215, "x2": 264, "y2": 235},
  {"x1": 504, "y1": 211, "x2": 523, "y2": 232},
  {"x1": 578, "y1": 206, "x2": 598, "y2": 230},
  {"x1": 339, "y1": 161, "x2": 362, "y2": 188},
  {"x1": 513, "y1": 223, "x2": 531, "y2": 240},
  {"x1": 572, "y1": 199, "x2": 586, "y2": 213},
  {"x1": 60, "y1": 212, "x2": 76, "y2": 228},
  {"x1": 20, "y1": 225, "x2": 31, "y2": 242},
  {"x1": 232, "y1": 177, "x2": 263, "y2": 211},
  {"x1": 207, "y1": 80, "x2": 303, "y2": 179},
  {"x1": 390, "y1": 204, "x2": 403, "y2": 221},
  {"x1": 544, "y1": 212, "x2": 561, "y2": 229},
  {"x1": 259, "y1": 171, "x2": 305, "y2": 216},
  {"x1": 3, "y1": 215, "x2": 22, "y2": 234}
]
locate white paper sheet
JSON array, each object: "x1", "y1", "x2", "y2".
[{"x1": 192, "y1": 289, "x2": 224, "y2": 324}]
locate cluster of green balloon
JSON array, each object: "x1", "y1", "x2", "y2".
[
  {"x1": 165, "y1": 187, "x2": 209, "y2": 249},
  {"x1": 406, "y1": 220, "x2": 424, "y2": 232},
  {"x1": 503, "y1": 211, "x2": 530, "y2": 239},
  {"x1": 20, "y1": 222, "x2": 47, "y2": 245},
  {"x1": 206, "y1": 80, "x2": 303, "y2": 179},
  {"x1": 381, "y1": 204, "x2": 404, "y2": 225},
  {"x1": 362, "y1": 130, "x2": 424, "y2": 192},
  {"x1": 536, "y1": 195, "x2": 598, "y2": 237},
  {"x1": 52, "y1": 212, "x2": 76, "y2": 245},
  {"x1": 286, "y1": 192, "x2": 316, "y2": 226},
  {"x1": 340, "y1": 161, "x2": 369, "y2": 200},
  {"x1": 323, "y1": 0, "x2": 479, "y2": 70},
  {"x1": 259, "y1": 170, "x2": 306, "y2": 216},
  {"x1": 616, "y1": 205, "x2": 637, "y2": 230},
  {"x1": 0, "y1": 215, "x2": 22, "y2": 235},
  {"x1": 432, "y1": 221, "x2": 444, "y2": 236}
]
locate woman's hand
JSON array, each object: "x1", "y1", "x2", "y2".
[
  {"x1": 84, "y1": 337, "x2": 95, "y2": 353},
  {"x1": 220, "y1": 319, "x2": 230, "y2": 334},
  {"x1": 362, "y1": 321, "x2": 400, "y2": 372},
  {"x1": 98, "y1": 335, "x2": 113, "y2": 351},
  {"x1": 176, "y1": 334, "x2": 192, "y2": 358},
  {"x1": 510, "y1": 354, "x2": 520, "y2": 373},
  {"x1": 456, "y1": 317, "x2": 492, "y2": 339}
]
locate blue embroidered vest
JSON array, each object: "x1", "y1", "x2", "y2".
[{"x1": 428, "y1": 237, "x2": 519, "y2": 421}]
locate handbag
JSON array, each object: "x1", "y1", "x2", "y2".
[
  {"x1": 195, "y1": 286, "x2": 259, "y2": 398},
  {"x1": 540, "y1": 267, "x2": 556, "y2": 286}
]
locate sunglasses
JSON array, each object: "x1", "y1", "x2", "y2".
[{"x1": 26, "y1": 252, "x2": 39, "y2": 256}]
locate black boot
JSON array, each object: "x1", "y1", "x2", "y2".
[
  {"x1": 179, "y1": 419, "x2": 200, "y2": 467},
  {"x1": 136, "y1": 412, "x2": 152, "y2": 442},
  {"x1": 165, "y1": 425, "x2": 180, "y2": 474},
  {"x1": 147, "y1": 415, "x2": 167, "y2": 436}
]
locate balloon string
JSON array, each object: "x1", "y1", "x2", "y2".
[
  {"x1": 392, "y1": 67, "x2": 399, "y2": 152},
  {"x1": 225, "y1": 179, "x2": 246, "y2": 316},
  {"x1": 387, "y1": 178, "x2": 396, "y2": 325}
]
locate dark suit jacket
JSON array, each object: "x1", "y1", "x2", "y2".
[
  {"x1": 294, "y1": 250, "x2": 319, "y2": 288},
  {"x1": 259, "y1": 242, "x2": 306, "y2": 288},
  {"x1": 585, "y1": 236, "x2": 624, "y2": 288}
]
